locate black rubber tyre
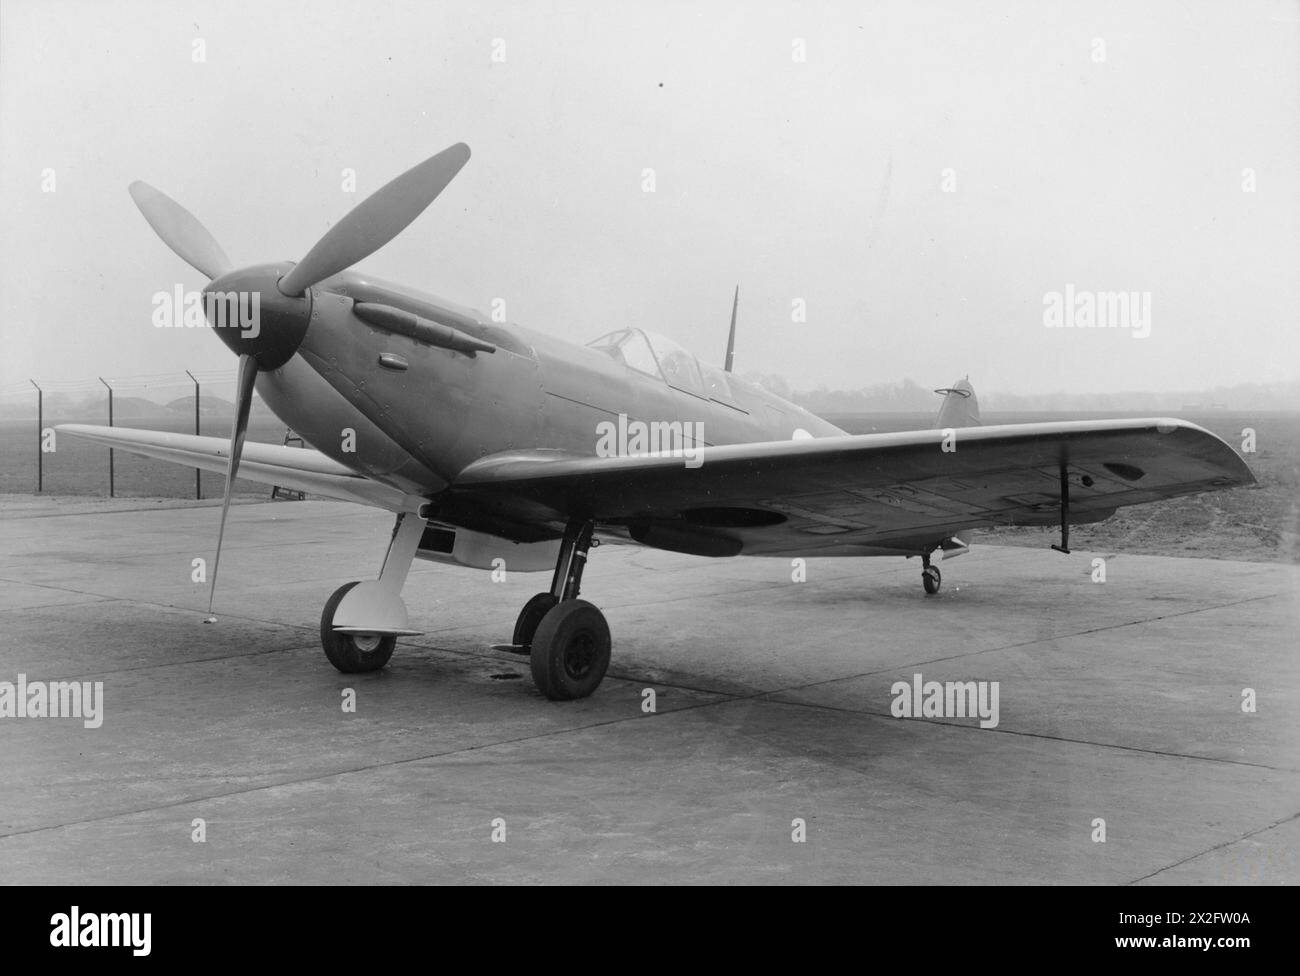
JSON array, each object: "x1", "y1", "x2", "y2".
[
  {"x1": 922, "y1": 566, "x2": 942, "y2": 595},
  {"x1": 320, "y1": 581, "x2": 396, "y2": 673},
  {"x1": 510, "y1": 592, "x2": 559, "y2": 655},
  {"x1": 529, "y1": 599, "x2": 611, "y2": 701}
]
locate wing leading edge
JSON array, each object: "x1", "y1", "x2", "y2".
[
  {"x1": 57, "y1": 418, "x2": 1255, "y2": 558},
  {"x1": 55, "y1": 425, "x2": 418, "y2": 512}
]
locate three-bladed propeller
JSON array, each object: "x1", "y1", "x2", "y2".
[{"x1": 128, "y1": 144, "x2": 472, "y2": 619}]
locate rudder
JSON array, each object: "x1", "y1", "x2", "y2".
[{"x1": 934, "y1": 376, "x2": 980, "y2": 428}]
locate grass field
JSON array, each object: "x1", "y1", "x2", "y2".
[{"x1": 2, "y1": 410, "x2": 1296, "y2": 563}]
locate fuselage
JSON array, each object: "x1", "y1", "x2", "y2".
[{"x1": 255, "y1": 271, "x2": 846, "y2": 504}]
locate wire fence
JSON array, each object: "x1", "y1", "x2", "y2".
[{"x1": 0, "y1": 369, "x2": 295, "y2": 499}]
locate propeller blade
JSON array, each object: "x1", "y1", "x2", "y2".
[
  {"x1": 278, "y1": 143, "x2": 471, "y2": 296},
  {"x1": 128, "y1": 181, "x2": 233, "y2": 280},
  {"x1": 205, "y1": 353, "x2": 259, "y2": 620}
]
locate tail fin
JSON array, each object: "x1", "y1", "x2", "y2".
[{"x1": 934, "y1": 376, "x2": 980, "y2": 428}]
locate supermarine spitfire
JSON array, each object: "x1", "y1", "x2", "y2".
[{"x1": 61, "y1": 144, "x2": 1256, "y2": 701}]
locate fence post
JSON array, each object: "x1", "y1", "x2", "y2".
[
  {"x1": 185, "y1": 370, "x2": 201, "y2": 499},
  {"x1": 30, "y1": 380, "x2": 42, "y2": 492},
  {"x1": 98, "y1": 376, "x2": 114, "y2": 498}
]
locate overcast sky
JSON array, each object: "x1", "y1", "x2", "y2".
[{"x1": 2, "y1": 0, "x2": 1297, "y2": 399}]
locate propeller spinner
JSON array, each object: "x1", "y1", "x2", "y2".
[{"x1": 128, "y1": 143, "x2": 472, "y2": 619}]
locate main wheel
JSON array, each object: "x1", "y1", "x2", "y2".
[
  {"x1": 922, "y1": 565, "x2": 942, "y2": 595},
  {"x1": 320, "y1": 581, "x2": 396, "y2": 673},
  {"x1": 529, "y1": 599, "x2": 611, "y2": 701},
  {"x1": 510, "y1": 592, "x2": 558, "y2": 655}
]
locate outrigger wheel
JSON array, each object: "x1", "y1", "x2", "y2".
[
  {"x1": 320, "y1": 581, "x2": 396, "y2": 673},
  {"x1": 529, "y1": 599, "x2": 611, "y2": 701}
]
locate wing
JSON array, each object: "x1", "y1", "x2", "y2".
[
  {"x1": 55, "y1": 425, "x2": 418, "y2": 512},
  {"x1": 438, "y1": 418, "x2": 1255, "y2": 556}
]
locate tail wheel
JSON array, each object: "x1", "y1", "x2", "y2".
[
  {"x1": 320, "y1": 581, "x2": 396, "y2": 673},
  {"x1": 529, "y1": 599, "x2": 611, "y2": 701},
  {"x1": 511, "y1": 592, "x2": 559, "y2": 655},
  {"x1": 922, "y1": 565, "x2": 942, "y2": 595}
]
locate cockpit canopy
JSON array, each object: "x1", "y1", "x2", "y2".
[{"x1": 586, "y1": 328, "x2": 738, "y2": 407}]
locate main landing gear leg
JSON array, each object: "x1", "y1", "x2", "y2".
[
  {"x1": 921, "y1": 550, "x2": 942, "y2": 595},
  {"x1": 321, "y1": 510, "x2": 427, "y2": 673},
  {"x1": 516, "y1": 519, "x2": 611, "y2": 701}
]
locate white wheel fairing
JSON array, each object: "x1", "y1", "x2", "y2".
[{"x1": 332, "y1": 580, "x2": 421, "y2": 636}]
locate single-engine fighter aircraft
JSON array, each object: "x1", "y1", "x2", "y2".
[{"x1": 60, "y1": 144, "x2": 1256, "y2": 701}]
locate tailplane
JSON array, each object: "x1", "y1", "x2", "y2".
[{"x1": 934, "y1": 376, "x2": 980, "y2": 428}]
